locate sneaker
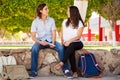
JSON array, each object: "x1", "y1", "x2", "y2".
[
  {"x1": 29, "y1": 72, "x2": 38, "y2": 79},
  {"x1": 29, "y1": 75, "x2": 37, "y2": 79},
  {"x1": 64, "y1": 70, "x2": 73, "y2": 79},
  {"x1": 29, "y1": 76, "x2": 35, "y2": 79}
]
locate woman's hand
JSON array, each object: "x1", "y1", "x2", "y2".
[
  {"x1": 61, "y1": 40, "x2": 64, "y2": 45},
  {"x1": 63, "y1": 41, "x2": 71, "y2": 47}
]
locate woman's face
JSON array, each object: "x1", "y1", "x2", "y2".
[
  {"x1": 40, "y1": 6, "x2": 49, "y2": 16},
  {"x1": 67, "y1": 8, "x2": 70, "y2": 18}
]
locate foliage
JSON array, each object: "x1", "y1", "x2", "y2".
[
  {"x1": 91, "y1": 0, "x2": 120, "y2": 20},
  {"x1": 94, "y1": 34, "x2": 99, "y2": 41},
  {"x1": 1, "y1": 0, "x2": 120, "y2": 40},
  {"x1": 0, "y1": 15, "x2": 32, "y2": 32},
  {"x1": 0, "y1": 0, "x2": 73, "y2": 32},
  {"x1": 4, "y1": 30, "x2": 11, "y2": 40},
  {"x1": 87, "y1": 0, "x2": 120, "y2": 30},
  {"x1": 47, "y1": 0, "x2": 73, "y2": 30},
  {"x1": 100, "y1": 0, "x2": 120, "y2": 30}
]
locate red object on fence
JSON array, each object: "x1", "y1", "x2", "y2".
[
  {"x1": 114, "y1": 22, "x2": 120, "y2": 41},
  {"x1": 99, "y1": 16, "x2": 103, "y2": 41},
  {"x1": 88, "y1": 21, "x2": 91, "y2": 41}
]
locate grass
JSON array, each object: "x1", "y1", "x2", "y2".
[
  {"x1": 0, "y1": 46, "x2": 120, "y2": 51},
  {"x1": 84, "y1": 46, "x2": 120, "y2": 51}
]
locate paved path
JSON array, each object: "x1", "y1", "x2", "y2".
[
  {"x1": 0, "y1": 75, "x2": 120, "y2": 80},
  {"x1": 29, "y1": 75, "x2": 120, "y2": 80}
]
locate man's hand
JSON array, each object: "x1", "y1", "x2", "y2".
[
  {"x1": 48, "y1": 42, "x2": 55, "y2": 48},
  {"x1": 40, "y1": 41, "x2": 48, "y2": 46},
  {"x1": 50, "y1": 45, "x2": 55, "y2": 48}
]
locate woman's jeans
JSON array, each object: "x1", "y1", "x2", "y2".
[{"x1": 31, "y1": 41, "x2": 69, "y2": 75}]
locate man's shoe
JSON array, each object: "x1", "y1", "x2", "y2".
[
  {"x1": 29, "y1": 72, "x2": 38, "y2": 79},
  {"x1": 64, "y1": 70, "x2": 73, "y2": 79},
  {"x1": 29, "y1": 75, "x2": 38, "y2": 79},
  {"x1": 29, "y1": 76, "x2": 35, "y2": 79}
]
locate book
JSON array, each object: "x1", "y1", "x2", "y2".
[{"x1": 47, "y1": 42, "x2": 55, "y2": 47}]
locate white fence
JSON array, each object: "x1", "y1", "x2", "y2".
[{"x1": 0, "y1": 41, "x2": 34, "y2": 46}]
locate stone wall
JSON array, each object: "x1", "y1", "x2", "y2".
[{"x1": 0, "y1": 48, "x2": 120, "y2": 76}]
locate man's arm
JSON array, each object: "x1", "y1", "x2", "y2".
[
  {"x1": 31, "y1": 32, "x2": 41, "y2": 44},
  {"x1": 31, "y1": 32, "x2": 48, "y2": 46},
  {"x1": 51, "y1": 30, "x2": 56, "y2": 44}
]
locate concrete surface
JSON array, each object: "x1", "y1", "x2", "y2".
[{"x1": 28, "y1": 75, "x2": 120, "y2": 80}]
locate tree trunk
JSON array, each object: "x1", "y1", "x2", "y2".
[
  {"x1": 11, "y1": 32, "x2": 14, "y2": 41},
  {"x1": 112, "y1": 20, "x2": 116, "y2": 46},
  {"x1": 2, "y1": 28, "x2": 6, "y2": 39}
]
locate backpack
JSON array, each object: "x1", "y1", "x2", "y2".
[
  {"x1": 0, "y1": 55, "x2": 16, "y2": 74},
  {"x1": 78, "y1": 53, "x2": 102, "y2": 78},
  {"x1": 0, "y1": 55, "x2": 17, "y2": 65}
]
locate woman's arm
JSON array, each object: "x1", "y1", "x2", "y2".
[
  {"x1": 64, "y1": 27, "x2": 84, "y2": 46},
  {"x1": 69, "y1": 27, "x2": 84, "y2": 42}
]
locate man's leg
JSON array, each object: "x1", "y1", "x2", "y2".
[
  {"x1": 31, "y1": 42, "x2": 42, "y2": 77},
  {"x1": 54, "y1": 41, "x2": 69, "y2": 71}
]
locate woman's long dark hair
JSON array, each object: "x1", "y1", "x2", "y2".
[
  {"x1": 36, "y1": 3, "x2": 46, "y2": 18},
  {"x1": 66, "y1": 6, "x2": 85, "y2": 28}
]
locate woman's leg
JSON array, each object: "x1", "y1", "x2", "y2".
[
  {"x1": 54, "y1": 44, "x2": 74, "y2": 70},
  {"x1": 69, "y1": 53, "x2": 76, "y2": 72},
  {"x1": 54, "y1": 41, "x2": 83, "y2": 70},
  {"x1": 68, "y1": 41, "x2": 83, "y2": 77}
]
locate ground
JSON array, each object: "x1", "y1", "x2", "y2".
[{"x1": 28, "y1": 75, "x2": 120, "y2": 80}]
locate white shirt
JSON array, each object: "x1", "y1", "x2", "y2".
[
  {"x1": 62, "y1": 19, "x2": 83, "y2": 42},
  {"x1": 31, "y1": 16, "x2": 56, "y2": 42}
]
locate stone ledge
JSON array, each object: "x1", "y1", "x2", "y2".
[{"x1": 0, "y1": 48, "x2": 120, "y2": 76}]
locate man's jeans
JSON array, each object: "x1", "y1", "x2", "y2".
[{"x1": 31, "y1": 41, "x2": 69, "y2": 75}]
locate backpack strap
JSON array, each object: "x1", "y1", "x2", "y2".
[
  {"x1": 88, "y1": 53, "x2": 102, "y2": 72},
  {"x1": 80, "y1": 54, "x2": 86, "y2": 76}
]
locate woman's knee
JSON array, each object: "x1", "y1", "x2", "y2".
[{"x1": 79, "y1": 41, "x2": 84, "y2": 49}]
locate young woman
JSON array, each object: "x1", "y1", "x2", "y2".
[
  {"x1": 30, "y1": 3, "x2": 69, "y2": 78},
  {"x1": 54, "y1": 6, "x2": 84, "y2": 78}
]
